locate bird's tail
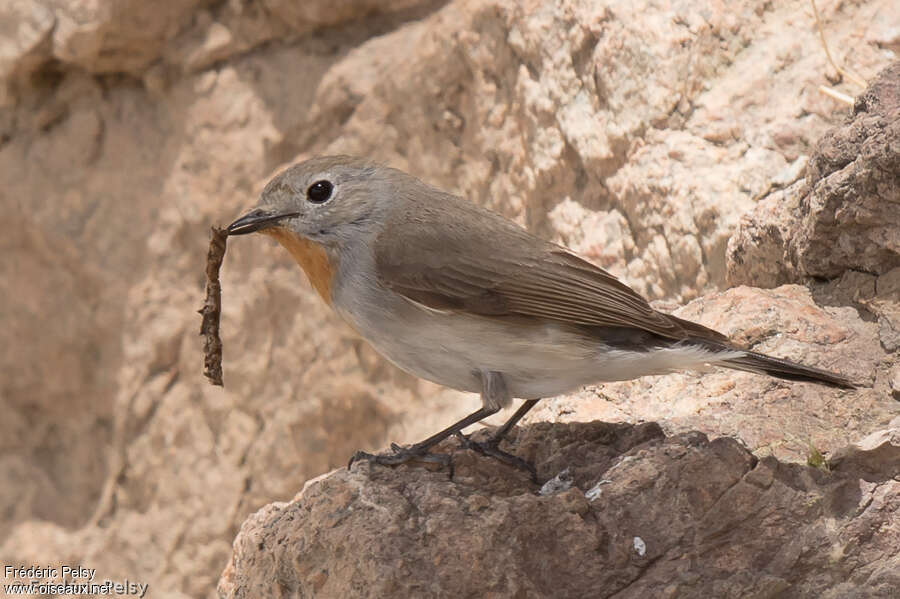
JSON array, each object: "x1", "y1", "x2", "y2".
[{"x1": 718, "y1": 350, "x2": 855, "y2": 389}]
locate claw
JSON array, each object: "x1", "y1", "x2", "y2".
[
  {"x1": 347, "y1": 443, "x2": 453, "y2": 476},
  {"x1": 454, "y1": 432, "x2": 538, "y2": 482}
]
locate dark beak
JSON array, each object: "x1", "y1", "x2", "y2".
[{"x1": 226, "y1": 209, "x2": 300, "y2": 235}]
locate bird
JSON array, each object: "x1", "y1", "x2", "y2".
[{"x1": 226, "y1": 155, "x2": 854, "y2": 477}]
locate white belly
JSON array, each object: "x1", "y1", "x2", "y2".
[{"x1": 333, "y1": 286, "x2": 739, "y2": 400}]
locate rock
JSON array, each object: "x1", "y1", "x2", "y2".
[
  {"x1": 728, "y1": 61, "x2": 900, "y2": 287},
  {"x1": 533, "y1": 285, "x2": 899, "y2": 464},
  {"x1": 830, "y1": 417, "x2": 900, "y2": 481},
  {"x1": 1, "y1": 0, "x2": 898, "y2": 597},
  {"x1": 870, "y1": 298, "x2": 900, "y2": 353},
  {"x1": 2, "y1": 0, "x2": 439, "y2": 86},
  {"x1": 867, "y1": 254, "x2": 900, "y2": 354},
  {"x1": 219, "y1": 422, "x2": 900, "y2": 598},
  {"x1": 799, "y1": 62, "x2": 900, "y2": 277},
  {"x1": 260, "y1": 0, "x2": 433, "y2": 34},
  {"x1": 890, "y1": 365, "x2": 900, "y2": 401},
  {"x1": 51, "y1": 0, "x2": 208, "y2": 75},
  {"x1": 0, "y1": 208, "x2": 114, "y2": 537},
  {"x1": 725, "y1": 180, "x2": 807, "y2": 288},
  {"x1": 0, "y1": 0, "x2": 55, "y2": 106}
]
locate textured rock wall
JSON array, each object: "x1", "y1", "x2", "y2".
[
  {"x1": 1, "y1": 0, "x2": 898, "y2": 597},
  {"x1": 728, "y1": 62, "x2": 900, "y2": 287}
]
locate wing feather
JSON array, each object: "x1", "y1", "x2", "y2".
[{"x1": 373, "y1": 194, "x2": 726, "y2": 343}]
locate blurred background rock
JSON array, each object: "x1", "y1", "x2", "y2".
[{"x1": 0, "y1": 0, "x2": 897, "y2": 597}]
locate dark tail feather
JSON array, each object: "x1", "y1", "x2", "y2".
[{"x1": 720, "y1": 350, "x2": 856, "y2": 389}]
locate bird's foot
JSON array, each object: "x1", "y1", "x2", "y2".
[
  {"x1": 454, "y1": 432, "x2": 537, "y2": 482},
  {"x1": 348, "y1": 443, "x2": 452, "y2": 474}
]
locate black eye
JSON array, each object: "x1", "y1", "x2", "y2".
[{"x1": 307, "y1": 180, "x2": 333, "y2": 204}]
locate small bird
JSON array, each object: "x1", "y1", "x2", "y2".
[{"x1": 227, "y1": 155, "x2": 854, "y2": 476}]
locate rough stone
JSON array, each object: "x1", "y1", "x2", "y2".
[
  {"x1": 728, "y1": 61, "x2": 900, "y2": 286},
  {"x1": 1, "y1": 0, "x2": 897, "y2": 597},
  {"x1": 219, "y1": 422, "x2": 900, "y2": 599},
  {"x1": 890, "y1": 365, "x2": 900, "y2": 401},
  {"x1": 51, "y1": 0, "x2": 209, "y2": 75},
  {"x1": 724, "y1": 180, "x2": 808, "y2": 289},
  {"x1": 534, "y1": 284, "x2": 899, "y2": 464},
  {"x1": 260, "y1": 0, "x2": 434, "y2": 34},
  {"x1": 0, "y1": 0, "x2": 55, "y2": 105}
]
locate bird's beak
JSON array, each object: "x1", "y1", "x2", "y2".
[{"x1": 226, "y1": 209, "x2": 301, "y2": 235}]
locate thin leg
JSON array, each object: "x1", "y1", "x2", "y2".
[
  {"x1": 403, "y1": 405, "x2": 504, "y2": 455},
  {"x1": 489, "y1": 398, "x2": 540, "y2": 443},
  {"x1": 348, "y1": 405, "x2": 501, "y2": 470},
  {"x1": 456, "y1": 398, "x2": 541, "y2": 481},
  {"x1": 349, "y1": 371, "x2": 522, "y2": 475}
]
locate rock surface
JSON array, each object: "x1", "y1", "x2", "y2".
[
  {"x1": 1, "y1": 0, "x2": 898, "y2": 597},
  {"x1": 728, "y1": 61, "x2": 900, "y2": 287},
  {"x1": 532, "y1": 283, "x2": 899, "y2": 464},
  {"x1": 220, "y1": 421, "x2": 900, "y2": 599}
]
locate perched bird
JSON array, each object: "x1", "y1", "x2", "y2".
[{"x1": 227, "y1": 155, "x2": 854, "y2": 476}]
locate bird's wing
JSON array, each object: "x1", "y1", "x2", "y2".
[{"x1": 373, "y1": 200, "x2": 727, "y2": 343}]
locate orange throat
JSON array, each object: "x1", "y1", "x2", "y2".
[{"x1": 264, "y1": 228, "x2": 335, "y2": 305}]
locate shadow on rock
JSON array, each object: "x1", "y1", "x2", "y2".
[{"x1": 219, "y1": 420, "x2": 900, "y2": 599}]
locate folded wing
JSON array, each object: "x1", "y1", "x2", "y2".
[{"x1": 373, "y1": 198, "x2": 727, "y2": 343}]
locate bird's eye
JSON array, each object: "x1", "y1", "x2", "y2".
[{"x1": 307, "y1": 180, "x2": 333, "y2": 204}]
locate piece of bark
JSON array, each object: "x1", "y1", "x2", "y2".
[{"x1": 200, "y1": 226, "x2": 228, "y2": 386}]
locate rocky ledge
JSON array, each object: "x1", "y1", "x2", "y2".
[{"x1": 219, "y1": 420, "x2": 900, "y2": 598}]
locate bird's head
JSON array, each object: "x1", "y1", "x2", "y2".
[{"x1": 227, "y1": 155, "x2": 391, "y2": 246}]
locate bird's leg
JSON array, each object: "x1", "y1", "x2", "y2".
[
  {"x1": 347, "y1": 371, "x2": 507, "y2": 472},
  {"x1": 348, "y1": 406, "x2": 499, "y2": 470},
  {"x1": 487, "y1": 398, "x2": 540, "y2": 444},
  {"x1": 455, "y1": 398, "x2": 540, "y2": 481}
]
